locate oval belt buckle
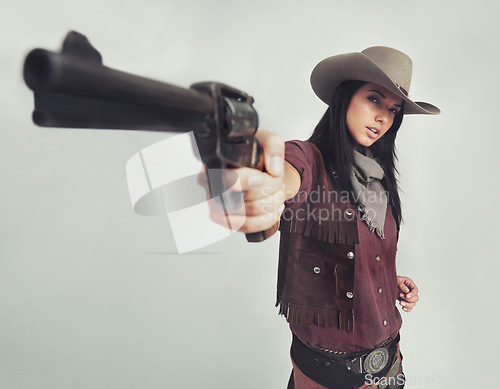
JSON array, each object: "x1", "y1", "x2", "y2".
[{"x1": 363, "y1": 347, "x2": 389, "y2": 374}]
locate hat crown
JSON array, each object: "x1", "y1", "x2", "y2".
[{"x1": 361, "y1": 46, "x2": 413, "y2": 95}]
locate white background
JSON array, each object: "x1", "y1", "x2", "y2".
[{"x1": 1, "y1": 1, "x2": 499, "y2": 388}]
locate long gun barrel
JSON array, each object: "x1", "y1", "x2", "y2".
[{"x1": 23, "y1": 31, "x2": 277, "y2": 242}]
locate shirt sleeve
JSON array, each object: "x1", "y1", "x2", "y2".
[{"x1": 284, "y1": 140, "x2": 314, "y2": 209}]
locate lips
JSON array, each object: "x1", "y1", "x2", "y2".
[{"x1": 366, "y1": 127, "x2": 380, "y2": 139}]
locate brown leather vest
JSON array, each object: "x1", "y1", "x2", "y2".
[{"x1": 277, "y1": 142, "x2": 359, "y2": 331}]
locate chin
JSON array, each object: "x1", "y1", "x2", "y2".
[
  {"x1": 359, "y1": 139, "x2": 377, "y2": 148},
  {"x1": 351, "y1": 135, "x2": 378, "y2": 149}
]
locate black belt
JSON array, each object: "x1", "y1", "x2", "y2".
[
  {"x1": 305, "y1": 333, "x2": 400, "y2": 375},
  {"x1": 290, "y1": 334, "x2": 401, "y2": 388},
  {"x1": 290, "y1": 334, "x2": 399, "y2": 388}
]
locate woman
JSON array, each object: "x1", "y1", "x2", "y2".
[{"x1": 214, "y1": 46, "x2": 439, "y2": 388}]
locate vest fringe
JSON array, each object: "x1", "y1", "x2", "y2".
[{"x1": 277, "y1": 300, "x2": 354, "y2": 332}]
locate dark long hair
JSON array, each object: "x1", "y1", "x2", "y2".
[{"x1": 307, "y1": 80, "x2": 405, "y2": 228}]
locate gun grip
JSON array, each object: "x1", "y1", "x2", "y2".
[
  {"x1": 245, "y1": 222, "x2": 279, "y2": 242},
  {"x1": 243, "y1": 138, "x2": 280, "y2": 243}
]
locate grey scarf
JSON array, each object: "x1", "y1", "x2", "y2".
[{"x1": 350, "y1": 150, "x2": 387, "y2": 238}]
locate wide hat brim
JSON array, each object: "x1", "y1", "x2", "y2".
[{"x1": 310, "y1": 52, "x2": 440, "y2": 115}]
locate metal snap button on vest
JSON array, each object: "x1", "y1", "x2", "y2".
[
  {"x1": 345, "y1": 209, "x2": 353, "y2": 217},
  {"x1": 382, "y1": 320, "x2": 388, "y2": 326},
  {"x1": 346, "y1": 292, "x2": 354, "y2": 299},
  {"x1": 313, "y1": 266, "x2": 320, "y2": 274},
  {"x1": 347, "y1": 252, "x2": 354, "y2": 260},
  {"x1": 376, "y1": 255, "x2": 381, "y2": 262},
  {"x1": 378, "y1": 288, "x2": 383, "y2": 294}
]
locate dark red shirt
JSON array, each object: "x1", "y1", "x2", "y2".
[{"x1": 284, "y1": 140, "x2": 402, "y2": 353}]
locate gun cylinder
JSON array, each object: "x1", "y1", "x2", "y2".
[{"x1": 223, "y1": 97, "x2": 258, "y2": 139}]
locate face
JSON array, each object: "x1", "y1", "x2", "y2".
[{"x1": 345, "y1": 83, "x2": 403, "y2": 148}]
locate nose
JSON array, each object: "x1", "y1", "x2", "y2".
[{"x1": 375, "y1": 109, "x2": 389, "y2": 124}]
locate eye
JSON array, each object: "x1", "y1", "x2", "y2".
[
  {"x1": 389, "y1": 108, "x2": 400, "y2": 115},
  {"x1": 368, "y1": 95, "x2": 379, "y2": 104}
]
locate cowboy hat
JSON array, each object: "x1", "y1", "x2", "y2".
[{"x1": 310, "y1": 46, "x2": 440, "y2": 115}]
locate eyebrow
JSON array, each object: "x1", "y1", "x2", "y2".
[{"x1": 369, "y1": 89, "x2": 402, "y2": 108}]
